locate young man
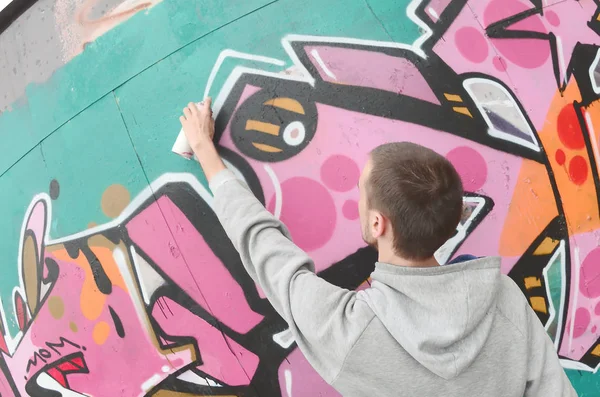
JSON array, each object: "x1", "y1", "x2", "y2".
[{"x1": 180, "y1": 100, "x2": 576, "y2": 396}]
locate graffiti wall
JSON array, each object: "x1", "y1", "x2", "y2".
[{"x1": 1, "y1": 0, "x2": 600, "y2": 395}]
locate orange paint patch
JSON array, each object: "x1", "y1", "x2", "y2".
[
  {"x1": 536, "y1": 80, "x2": 600, "y2": 235},
  {"x1": 499, "y1": 159, "x2": 558, "y2": 256},
  {"x1": 93, "y1": 321, "x2": 110, "y2": 345},
  {"x1": 529, "y1": 296, "x2": 547, "y2": 314},
  {"x1": 50, "y1": 240, "x2": 127, "y2": 321},
  {"x1": 524, "y1": 277, "x2": 542, "y2": 289}
]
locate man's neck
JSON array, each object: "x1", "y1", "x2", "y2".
[{"x1": 378, "y1": 252, "x2": 440, "y2": 268}]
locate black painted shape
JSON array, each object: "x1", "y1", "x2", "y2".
[
  {"x1": 318, "y1": 246, "x2": 377, "y2": 290},
  {"x1": 0, "y1": 0, "x2": 38, "y2": 35},
  {"x1": 49, "y1": 180, "x2": 60, "y2": 200},
  {"x1": 64, "y1": 242, "x2": 112, "y2": 295},
  {"x1": 229, "y1": 85, "x2": 318, "y2": 162},
  {"x1": 507, "y1": 217, "x2": 568, "y2": 327},
  {"x1": 570, "y1": 43, "x2": 600, "y2": 107},
  {"x1": 108, "y1": 306, "x2": 125, "y2": 338}
]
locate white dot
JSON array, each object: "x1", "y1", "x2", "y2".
[
  {"x1": 162, "y1": 365, "x2": 171, "y2": 373},
  {"x1": 283, "y1": 121, "x2": 306, "y2": 147}
]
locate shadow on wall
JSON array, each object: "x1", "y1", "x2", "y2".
[{"x1": 2, "y1": 0, "x2": 600, "y2": 395}]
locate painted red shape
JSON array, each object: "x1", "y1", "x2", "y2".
[
  {"x1": 70, "y1": 356, "x2": 84, "y2": 368},
  {"x1": 484, "y1": 0, "x2": 550, "y2": 68},
  {"x1": 568, "y1": 155, "x2": 588, "y2": 185},
  {"x1": 555, "y1": 149, "x2": 566, "y2": 166},
  {"x1": 580, "y1": 248, "x2": 600, "y2": 298},
  {"x1": 320, "y1": 154, "x2": 360, "y2": 192},
  {"x1": 342, "y1": 200, "x2": 359, "y2": 221},
  {"x1": 47, "y1": 367, "x2": 67, "y2": 387},
  {"x1": 0, "y1": 332, "x2": 7, "y2": 354},
  {"x1": 455, "y1": 27, "x2": 488, "y2": 63},
  {"x1": 446, "y1": 146, "x2": 488, "y2": 192},
  {"x1": 268, "y1": 177, "x2": 336, "y2": 252},
  {"x1": 57, "y1": 361, "x2": 80, "y2": 372},
  {"x1": 557, "y1": 105, "x2": 585, "y2": 150}
]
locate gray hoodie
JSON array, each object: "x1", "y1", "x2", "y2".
[{"x1": 210, "y1": 169, "x2": 577, "y2": 397}]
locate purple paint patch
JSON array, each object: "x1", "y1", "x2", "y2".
[
  {"x1": 268, "y1": 177, "x2": 336, "y2": 252},
  {"x1": 305, "y1": 46, "x2": 441, "y2": 105},
  {"x1": 446, "y1": 146, "x2": 488, "y2": 192},
  {"x1": 320, "y1": 154, "x2": 360, "y2": 192}
]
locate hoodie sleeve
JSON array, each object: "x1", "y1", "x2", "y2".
[
  {"x1": 208, "y1": 169, "x2": 375, "y2": 383},
  {"x1": 524, "y1": 304, "x2": 577, "y2": 397}
]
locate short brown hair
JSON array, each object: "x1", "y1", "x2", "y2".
[{"x1": 366, "y1": 142, "x2": 463, "y2": 260}]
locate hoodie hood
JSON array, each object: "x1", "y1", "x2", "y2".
[{"x1": 357, "y1": 257, "x2": 501, "y2": 380}]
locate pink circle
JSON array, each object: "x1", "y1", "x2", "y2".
[
  {"x1": 596, "y1": 301, "x2": 600, "y2": 316},
  {"x1": 484, "y1": 0, "x2": 550, "y2": 69},
  {"x1": 493, "y1": 56, "x2": 507, "y2": 72},
  {"x1": 545, "y1": 10, "x2": 560, "y2": 27},
  {"x1": 570, "y1": 308, "x2": 591, "y2": 338},
  {"x1": 455, "y1": 27, "x2": 489, "y2": 63},
  {"x1": 268, "y1": 177, "x2": 336, "y2": 252},
  {"x1": 446, "y1": 146, "x2": 488, "y2": 192},
  {"x1": 320, "y1": 154, "x2": 361, "y2": 192},
  {"x1": 580, "y1": 248, "x2": 600, "y2": 298},
  {"x1": 342, "y1": 200, "x2": 359, "y2": 220}
]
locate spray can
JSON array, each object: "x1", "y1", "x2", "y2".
[{"x1": 171, "y1": 101, "x2": 204, "y2": 160}]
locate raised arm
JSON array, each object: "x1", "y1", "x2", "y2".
[{"x1": 179, "y1": 100, "x2": 374, "y2": 383}]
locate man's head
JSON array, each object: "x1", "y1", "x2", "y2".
[{"x1": 357, "y1": 142, "x2": 464, "y2": 262}]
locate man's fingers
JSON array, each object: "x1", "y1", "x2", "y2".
[
  {"x1": 183, "y1": 107, "x2": 192, "y2": 118},
  {"x1": 179, "y1": 116, "x2": 186, "y2": 124},
  {"x1": 203, "y1": 97, "x2": 212, "y2": 114},
  {"x1": 188, "y1": 102, "x2": 198, "y2": 116}
]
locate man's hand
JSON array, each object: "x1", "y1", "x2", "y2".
[
  {"x1": 180, "y1": 98, "x2": 215, "y2": 153},
  {"x1": 179, "y1": 98, "x2": 226, "y2": 183}
]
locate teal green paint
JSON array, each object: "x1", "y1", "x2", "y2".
[
  {"x1": 0, "y1": 0, "x2": 273, "y2": 175},
  {"x1": 116, "y1": 0, "x2": 421, "y2": 183},
  {"x1": 545, "y1": 249, "x2": 564, "y2": 342}
]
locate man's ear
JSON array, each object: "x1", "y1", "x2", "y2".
[{"x1": 371, "y1": 211, "x2": 386, "y2": 239}]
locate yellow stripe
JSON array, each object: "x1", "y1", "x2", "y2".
[
  {"x1": 264, "y1": 98, "x2": 305, "y2": 114},
  {"x1": 252, "y1": 142, "x2": 282, "y2": 153},
  {"x1": 533, "y1": 237, "x2": 559, "y2": 256},
  {"x1": 246, "y1": 120, "x2": 280, "y2": 136},
  {"x1": 529, "y1": 296, "x2": 547, "y2": 314},
  {"x1": 453, "y1": 107, "x2": 473, "y2": 117},
  {"x1": 444, "y1": 93, "x2": 463, "y2": 102},
  {"x1": 524, "y1": 277, "x2": 542, "y2": 289}
]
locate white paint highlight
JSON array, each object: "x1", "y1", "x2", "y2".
[
  {"x1": 427, "y1": 6, "x2": 440, "y2": 21},
  {"x1": 310, "y1": 49, "x2": 337, "y2": 80},
  {"x1": 133, "y1": 251, "x2": 167, "y2": 305},
  {"x1": 285, "y1": 369, "x2": 293, "y2": 397},
  {"x1": 141, "y1": 373, "x2": 161, "y2": 391},
  {"x1": 264, "y1": 165, "x2": 282, "y2": 219},
  {"x1": 555, "y1": 35, "x2": 567, "y2": 87},
  {"x1": 588, "y1": 49, "x2": 600, "y2": 94},
  {"x1": 463, "y1": 77, "x2": 540, "y2": 152},
  {"x1": 273, "y1": 328, "x2": 295, "y2": 348},
  {"x1": 542, "y1": 240, "x2": 566, "y2": 349},
  {"x1": 435, "y1": 196, "x2": 486, "y2": 265},
  {"x1": 204, "y1": 49, "x2": 285, "y2": 100}
]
